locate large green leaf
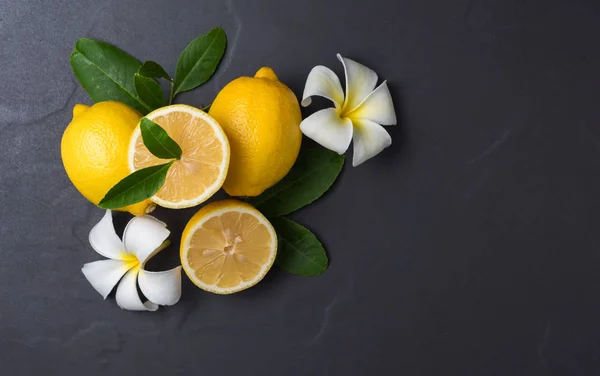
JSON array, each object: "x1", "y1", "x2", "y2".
[
  {"x1": 140, "y1": 118, "x2": 182, "y2": 159},
  {"x1": 70, "y1": 38, "x2": 151, "y2": 114},
  {"x1": 270, "y1": 217, "x2": 328, "y2": 276},
  {"x1": 98, "y1": 161, "x2": 174, "y2": 209},
  {"x1": 174, "y1": 27, "x2": 226, "y2": 94},
  {"x1": 134, "y1": 73, "x2": 165, "y2": 111},
  {"x1": 248, "y1": 148, "x2": 344, "y2": 216}
]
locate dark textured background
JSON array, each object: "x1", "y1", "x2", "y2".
[{"x1": 2, "y1": 0, "x2": 600, "y2": 374}]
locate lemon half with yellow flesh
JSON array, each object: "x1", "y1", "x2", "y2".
[
  {"x1": 180, "y1": 200, "x2": 278, "y2": 294},
  {"x1": 128, "y1": 105, "x2": 230, "y2": 209}
]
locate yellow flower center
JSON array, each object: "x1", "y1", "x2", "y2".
[{"x1": 120, "y1": 251, "x2": 140, "y2": 269}]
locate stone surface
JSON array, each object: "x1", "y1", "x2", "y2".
[{"x1": 2, "y1": 0, "x2": 600, "y2": 374}]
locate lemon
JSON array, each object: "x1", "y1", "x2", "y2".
[
  {"x1": 180, "y1": 200, "x2": 277, "y2": 294},
  {"x1": 61, "y1": 101, "x2": 154, "y2": 216},
  {"x1": 209, "y1": 67, "x2": 302, "y2": 197},
  {"x1": 128, "y1": 104, "x2": 230, "y2": 209}
]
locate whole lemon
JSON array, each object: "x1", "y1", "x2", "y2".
[
  {"x1": 61, "y1": 101, "x2": 154, "y2": 216},
  {"x1": 209, "y1": 67, "x2": 302, "y2": 197}
]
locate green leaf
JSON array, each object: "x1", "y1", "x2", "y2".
[
  {"x1": 270, "y1": 217, "x2": 328, "y2": 276},
  {"x1": 70, "y1": 38, "x2": 151, "y2": 114},
  {"x1": 139, "y1": 61, "x2": 171, "y2": 80},
  {"x1": 140, "y1": 118, "x2": 182, "y2": 159},
  {"x1": 134, "y1": 73, "x2": 165, "y2": 111},
  {"x1": 174, "y1": 27, "x2": 227, "y2": 95},
  {"x1": 248, "y1": 148, "x2": 344, "y2": 216},
  {"x1": 98, "y1": 161, "x2": 174, "y2": 209}
]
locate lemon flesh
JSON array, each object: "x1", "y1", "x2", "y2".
[{"x1": 180, "y1": 200, "x2": 277, "y2": 294}]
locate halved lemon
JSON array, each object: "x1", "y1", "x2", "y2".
[
  {"x1": 128, "y1": 104, "x2": 230, "y2": 208},
  {"x1": 180, "y1": 200, "x2": 277, "y2": 294}
]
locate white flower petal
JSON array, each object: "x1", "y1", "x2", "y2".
[
  {"x1": 351, "y1": 119, "x2": 392, "y2": 167},
  {"x1": 115, "y1": 268, "x2": 158, "y2": 311},
  {"x1": 81, "y1": 259, "x2": 133, "y2": 299},
  {"x1": 337, "y1": 54, "x2": 378, "y2": 113},
  {"x1": 347, "y1": 81, "x2": 397, "y2": 126},
  {"x1": 144, "y1": 215, "x2": 166, "y2": 227},
  {"x1": 123, "y1": 216, "x2": 170, "y2": 264},
  {"x1": 138, "y1": 266, "x2": 182, "y2": 306},
  {"x1": 88, "y1": 210, "x2": 126, "y2": 260},
  {"x1": 301, "y1": 65, "x2": 345, "y2": 109},
  {"x1": 300, "y1": 108, "x2": 353, "y2": 154}
]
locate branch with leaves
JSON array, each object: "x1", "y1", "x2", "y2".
[{"x1": 71, "y1": 27, "x2": 226, "y2": 114}]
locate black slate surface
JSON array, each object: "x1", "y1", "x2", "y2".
[{"x1": 2, "y1": 0, "x2": 600, "y2": 375}]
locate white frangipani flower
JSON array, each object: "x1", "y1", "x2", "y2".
[
  {"x1": 82, "y1": 210, "x2": 182, "y2": 311},
  {"x1": 300, "y1": 54, "x2": 397, "y2": 166}
]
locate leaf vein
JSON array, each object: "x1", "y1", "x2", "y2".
[
  {"x1": 279, "y1": 237, "x2": 326, "y2": 269},
  {"x1": 252, "y1": 157, "x2": 339, "y2": 208},
  {"x1": 176, "y1": 32, "x2": 221, "y2": 93}
]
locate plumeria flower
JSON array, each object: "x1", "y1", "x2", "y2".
[
  {"x1": 300, "y1": 54, "x2": 397, "y2": 166},
  {"x1": 81, "y1": 210, "x2": 182, "y2": 311}
]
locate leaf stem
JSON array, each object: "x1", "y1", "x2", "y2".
[{"x1": 169, "y1": 81, "x2": 175, "y2": 105}]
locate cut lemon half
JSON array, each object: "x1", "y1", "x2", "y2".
[
  {"x1": 128, "y1": 105, "x2": 230, "y2": 208},
  {"x1": 180, "y1": 200, "x2": 277, "y2": 294}
]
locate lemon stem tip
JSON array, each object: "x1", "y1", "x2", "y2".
[
  {"x1": 254, "y1": 67, "x2": 278, "y2": 81},
  {"x1": 72, "y1": 104, "x2": 90, "y2": 118}
]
